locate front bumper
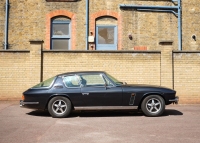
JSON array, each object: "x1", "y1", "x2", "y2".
[
  {"x1": 20, "y1": 100, "x2": 39, "y2": 107},
  {"x1": 169, "y1": 96, "x2": 179, "y2": 104}
]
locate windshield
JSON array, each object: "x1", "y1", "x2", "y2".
[
  {"x1": 106, "y1": 73, "x2": 123, "y2": 85},
  {"x1": 32, "y1": 76, "x2": 56, "y2": 88}
]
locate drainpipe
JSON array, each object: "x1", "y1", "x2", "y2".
[
  {"x1": 119, "y1": 0, "x2": 182, "y2": 50},
  {"x1": 178, "y1": 0, "x2": 182, "y2": 51},
  {"x1": 4, "y1": 0, "x2": 9, "y2": 50},
  {"x1": 86, "y1": 0, "x2": 89, "y2": 50}
]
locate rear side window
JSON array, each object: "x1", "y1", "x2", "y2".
[
  {"x1": 63, "y1": 75, "x2": 80, "y2": 88},
  {"x1": 32, "y1": 77, "x2": 56, "y2": 88}
]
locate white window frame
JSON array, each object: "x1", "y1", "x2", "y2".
[{"x1": 51, "y1": 18, "x2": 71, "y2": 50}]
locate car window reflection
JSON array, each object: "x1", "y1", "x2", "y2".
[{"x1": 63, "y1": 75, "x2": 80, "y2": 88}]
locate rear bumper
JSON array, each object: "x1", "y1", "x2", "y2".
[
  {"x1": 169, "y1": 96, "x2": 179, "y2": 104},
  {"x1": 20, "y1": 100, "x2": 39, "y2": 108}
]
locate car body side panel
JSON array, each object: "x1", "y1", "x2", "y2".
[{"x1": 81, "y1": 86, "x2": 122, "y2": 106}]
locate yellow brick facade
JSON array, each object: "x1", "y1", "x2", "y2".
[
  {"x1": 1, "y1": 43, "x2": 200, "y2": 104},
  {"x1": 0, "y1": 0, "x2": 200, "y2": 50}
]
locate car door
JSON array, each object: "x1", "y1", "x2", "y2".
[{"x1": 79, "y1": 73, "x2": 122, "y2": 106}]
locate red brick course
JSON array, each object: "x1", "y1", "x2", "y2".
[{"x1": 134, "y1": 46, "x2": 147, "y2": 51}]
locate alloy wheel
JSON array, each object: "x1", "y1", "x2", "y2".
[
  {"x1": 146, "y1": 98, "x2": 161, "y2": 114},
  {"x1": 52, "y1": 100, "x2": 67, "y2": 115}
]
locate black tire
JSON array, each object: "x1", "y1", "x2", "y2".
[
  {"x1": 48, "y1": 96, "x2": 71, "y2": 118},
  {"x1": 141, "y1": 95, "x2": 165, "y2": 117}
]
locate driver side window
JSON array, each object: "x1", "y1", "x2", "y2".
[
  {"x1": 79, "y1": 74, "x2": 105, "y2": 87},
  {"x1": 104, "y1": 77, "x2": 114, "y2": 86}
]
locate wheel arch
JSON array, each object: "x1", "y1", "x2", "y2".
[
  {"x1": 138, "y1": 92, "x2": 166, "y2": 109},
  {"x1": 45, "y1": 94, "x2": 74, "y2": 110}
]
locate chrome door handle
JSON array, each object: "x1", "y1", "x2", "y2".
[{"x1": 82, "y1": 93, "x2": 89, "y2": 95}]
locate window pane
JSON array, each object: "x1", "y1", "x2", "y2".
[
  {"x1": 98, "y1": 27, "x2": 114, "y2": 44},
  {"x1": 106, "y1": 73, "x2": 123, "y2": 85},
  {"x1": 53, "y1": 24, "x2": 69, "y2": 36},
  {"x1": 52, "y1": 39, "x2": 69, "y2": 50},
  {"x1": 104, "y1": 77, "x2": 113, "y2": 86},
  {"x1": 32, "y1": 77, "x2": 56, "y2": 88},
  {"x1": 79, "y1": 74, "x2": 105, "y2": 86},
  {"x1": 63, "y1": 76, "x2": 80, "y2": 87}
]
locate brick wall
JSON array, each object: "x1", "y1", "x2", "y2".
[
  {"x1": 0, "y1": 51, "x2": 30, "y2": 100},
  {"x1": 1, "y1": 46, "x2": 200, "y2": 104},
  {"x1": 0, "y1": 0, "x2": 5, "y2": 49},
  {"x1": 42, "y1": 51, "x2": 161, "y2": 85},
  {"x1": 182, "y1": 0, "x2": 200, "y2": 51},
  {"x1": 0, "y1": 0, "x2": 200, "y2": 51},
  {"x1": 90, "y1": 0, "x2": 178, "y2": 50},
  {"x1": 1, "y1": 0, "x2": 85, "y2": 50},
  {"x1": 174, "y1": 52, "x2": 200, "y2": 104}
]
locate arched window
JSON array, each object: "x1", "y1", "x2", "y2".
[{"x1": 51, "y1": 17, "x2": 71, "y2": 50}]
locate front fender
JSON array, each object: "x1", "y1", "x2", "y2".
[{"x1": 134, "y1": 92, "x2": 164, "y2": 107}]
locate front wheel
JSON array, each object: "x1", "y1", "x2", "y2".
[
  {"x1": 141, "y1": 95, "x2": 165, "y2": 117},
  {"x1": 48, "y1": 96, "x2": 71, "y2": 118}
]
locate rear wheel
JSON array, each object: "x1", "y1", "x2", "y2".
[
  {"x1": 48, "y1": 96, "x2": 71, "y2": 118},
  {"x1": 141, "y1": 95, "x2": 165, "y2": 117}
]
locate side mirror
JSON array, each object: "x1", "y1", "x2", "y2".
[{"x1": 123, "y1": 82, "x2": 127, "y2": 85}]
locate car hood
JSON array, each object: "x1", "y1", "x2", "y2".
[{"x1": 122, "y1": 84, "x2": 174, "y2": 91}]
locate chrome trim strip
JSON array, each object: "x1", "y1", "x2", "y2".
[
  {"x1": 20, "y1": 101, "x2": 39, "y2": 106},
  {"x1": 169, "y1": 96, "x2": 179, "y2": 104},
  {"x1": 169, "y1": 96, "x2": 179, "y2": 102},
  {"x1": 74, "y1": 106, "x2": 138, "y2": 110},
  {"x1": 82, "y1": 93, "x2": 89, "y2": 95}
]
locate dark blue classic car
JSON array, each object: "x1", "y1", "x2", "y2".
[{"x1": 20, "y1": 71, "x2": 178, "y2": 118}]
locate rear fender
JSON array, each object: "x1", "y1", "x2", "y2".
[{"x1": 45, "y1": 94, "x2": 74, "y2": 110}]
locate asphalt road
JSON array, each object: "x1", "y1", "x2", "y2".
[{"x1": 0, "y1": 101, "x2": 200, "y2": 143}]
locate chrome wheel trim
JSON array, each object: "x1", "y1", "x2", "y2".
[
  {"x1": 146, "y1": 98, "x2": 161, "y2": 114},
  {"x1": 52, "y1": 99, "x2": 67, "y2": 115}
]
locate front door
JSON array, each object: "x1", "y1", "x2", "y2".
[{"x1": 96, "y1": 26, "x2": 117, "y2": 50}]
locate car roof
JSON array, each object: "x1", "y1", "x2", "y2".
[{"x1": 57, "y1": 71, "x2": 106, "y2": 76}]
